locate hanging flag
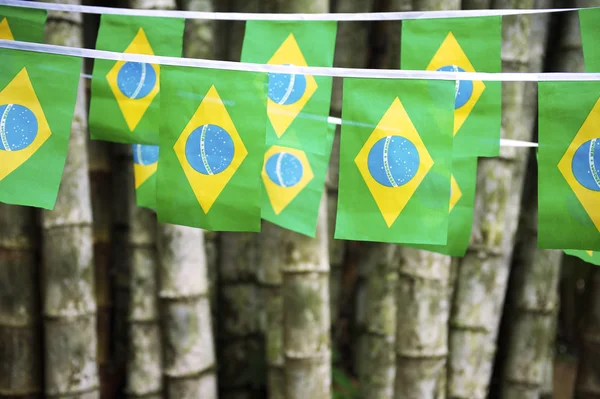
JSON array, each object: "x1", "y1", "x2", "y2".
[
  {"x1": 156, "y1": 66, "x2": 268, "y2": 231},
  {"x1": 261, "y1": 122, "x2": 336, "y2": 237},
  {"x1": 401, "y1": 16, "x2": 502, "y2": 157},
  {"x1": 132, "y1": 143, "x2": 158, "y2": 210},
  {"x1": 409, "y1": 156, "x2": 478, "y2": 256},
  {"x1": 0, "y1": 48, "x2": 81, "y2": 209},
  {"x1": 564, "y1": 250, "x2": 600, "y2": 266},
  {"x1": 538, "y1": 81, "x2": 600, "y2": 250},
  {"x1": 0, "y1": 4, "x2": 46, "y2": 42},
  {"x1": 335, "y1": 78, "x2": 455, "y2": 244},
  {"x1": 240, "y1": 21, "x2": 337, "y2": 155},
  {"x1": 580, "y1": 8, "x2": 600, "y2": 72},
  {"x1": 89, "y1": 14, "x2": 184, "y2": 145}
]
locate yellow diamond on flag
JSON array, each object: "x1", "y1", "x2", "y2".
[
  {"x1": 450, "y1": 174, "x2": 462, "y2": 212},
  {"x1": 266, "y1": 33, "x2": 318, "y2": 138},
  {"x1": 106, "y1": 28, "x2": 159, "y2": 132},
  {"x1": 557, "y1": 97, "x2": 600, "y2": 233},
  {"x1": 132, "y1": 144, "x2": 158, "y2": 188},
  {"x1": 262, "y1": 145, "x2": 314, "y2": 214},
  {"x1": 355, "y1": 97, "x2": 434, "y2": 227},
  {"x1": 587, "y1": 250, "x2": 594, "y2": 256},
  {"x1": 0, "y1": 17, "x2": 14, "y2": 40},
  {"x1": 427, "y1": 32, "x2": 485, "y2": 136},
  {"x1": 174, "y1": 85, "x2": 247, "y2": 214},
  {"x1": 0, "y1": 68, "x2": 52, "y2": 181}
]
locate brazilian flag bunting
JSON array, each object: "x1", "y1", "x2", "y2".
[
  {"x1": 132, "y1": 144, "x2": 158, "y2": 210},
  {"x1": 409, "y1": 156, "x2": 478, "y2": 256},
  {"x1": 580, "y1": 8, "x2": 600, "y2": 72},
  {"x1": 0, "y1": 4, "x2": 46, "y2": 43},
  {"x1": 401, "y1": 16, "x2": 502, "y2": 157},
  {"x1": 89, "y1": 14, "x2": 184, "y2": 145},
  {"x1": 240, "y1": 21, "x2": 337, "y2": 236},
  {"x1": 156, "y1": 66, "x2": 268, "y2": 231},
  {"x1": 260, "y1": 122, "x2": 335, "y2": 237},
  {"x1": 335, "y1": 78, "x2": 455, "y2": 244},
  {"x1": 0, "y1": 49, "x2": 82, "y2": 209},
  {"x1": 240, "y1": 21, "x2": 337, "y2": 155},
  {"x1": 538, "y1": 81, "x2": 600, "y2": 250},
  {"x1": 563, "y1": 250, "x2": 600, "y2": 266}
]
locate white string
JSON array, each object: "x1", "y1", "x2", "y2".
[
  {"x1": 3, "y1": 40, "x2": 600, "y2": 83},
  {"x1": 0, "y1": 0, "x2": 592, "y2": 21}
]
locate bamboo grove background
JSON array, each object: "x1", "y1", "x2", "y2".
[{"x1": 1, "y1": 0, "x2": 599, "y2": 398}]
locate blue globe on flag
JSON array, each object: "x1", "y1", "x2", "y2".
[
  {"x1": 268, "y1": 64, "x2": 307, "y2": 105},
  {"x1": 572, "y1": 138, "x2": 600, "y2": 192},
  {"x1": 437, "y1": 65, "x2": 473, "y2": 109},
  {"x1": 117, "y1": 61, "x2": 157, "y2": 100},
  {"x1": 185, "y1": 124, "x2": 235, "y2": 175},
  {"x1": 0, "y1": 103, "x2": 38, "y2": 151},
  {"x1": 265, "y1": 152, "x2": 304, "y2": 187},
  {"x1": 368, "y1": 135, "x2": 420, "y2": 187},
  {"x1": 132, "y1": 144, "x2": 159, "y2": 165}
]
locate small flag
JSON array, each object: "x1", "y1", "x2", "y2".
[
  {"x1": 132, "y1": 143, "x2": 158, "y2": 210},
  {"x1": 156, "y1": 66, "x2": 268, "y2": 231},
  {"x1": 0, "y1": 4, "x2": 46, "y2": 42},
  {"x1": 401, "y1": 16, "x2": 502, "y2": 157},
  {"x1": 335, "y1": 78, "x2": 455, "y2": 244},
  {"x1": 538, "y1": 81, "x2": 600, "y2": 250},
  {"x1": 261, "y1": 122, "x2": 336, "y2": 237},
  {"x1": 563, "y1": 250, "x2": 600, "y2": 266},
  {"x1": 580, "y1": 8, "x2": 600, "y2": 72},
  {"x1": 409, "y1": 156, "x2": 478, "y2": 256},
  {"x1": 240, "y1": 20, "x2": 337, "y2": 155},
  {"x1": 89, "y1": 14, "x2": 184, "y2": 145},
  {"x1": 0, "y1": 48, "x2": 81, "y2": 209}
]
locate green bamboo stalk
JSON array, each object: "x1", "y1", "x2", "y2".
[
  {"x1": 41, "y1": 1, "x2": 99, "y2": 396},
  {"x1": 0, "y1": 205, "x2": 41, "y2": 398}
]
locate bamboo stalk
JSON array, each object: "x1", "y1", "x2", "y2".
[
  {"x1": 447, "y1": 0, "x2": 535, "y2": 397},
  {"x1": 0, "y1": 205, "x2": 42, "y2": 398},
  {"x1": 41, "y1": 1, "x2": 99, "y2": 396}
]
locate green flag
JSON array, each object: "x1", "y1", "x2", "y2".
[
  {"x1": 409, "y1": 156, "x2": 478, "y2": 256},
  {"x1": 240, "y1": 21, "x2": 337, "y2": 155},
  {"x1": 335, "y1": 78, "x2": 455, "y2": 244},
  {"x1": 156, "y1": 66, "x2": 268, "y2": 231},
  {"x1": 401, "y1": 16, "x2": 502, "y2": 157},
  {"x1": 564, "y1": 250, "x2": 600, "y2": 266},
  {"x1": 260, "y1": 122, "x2": 335, "y2": 237},
  {"x1": 240, "y1": 21, "x2": 337, "y2": 236},
  {"x1": 0, "y1": 48, "x2": 82, "y2": 209},
  {"x1": 538, "y1": 81, "x2": 600, "y2": 250},
  {"x1": 89, "y1": 14, "x2": 184, "y2": 145},
  {"x1": 0, "y1": 5, "x2": 46, "y2": 43},
  {"x1": 132, "y1": 144, "x2": 158, "y2": 210},
  {"x1": 580, "y1": 8, "x2": 600, "y2": 72}
]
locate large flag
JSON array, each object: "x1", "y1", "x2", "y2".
[
  {"x1": 261, "y1": 122, "x2": 335, "y2": 237},
  {"x1": 240, "y1": 21, "x2": 337, "y2": 155},
  {"x1": 580, "y1": 8, "x2": 600, "y2": 71},
  {"x1": 538, "y1": 81, "x2": 600, "y2": 250},
  {"x1": 0, "y1": 48, "x2": 82, "y2": 209},
  {"x1": 409, "y1": 156, "x2": 478, "y2": 256},
  {"x1": 335, "y1": 78, "x2": 455, "y2": 244},
  {"x1": 0, "y1": 4, "x2": 46, "y2": 42},
  {"x1": 401, "y1": 16, "x2": 502, "y2": 157},
  {"x1": 89, "y1": 15, "x2": 184, "y2": 145},
  {"x1": 564, "y1": 250, "x2": 600, "y2": 266},
  {"x1": 132, "y1": 144, "x2": 158, "y2": 210},
  {"x1": 156, "y1": 66, "x2": 268, "y2": 231}
]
